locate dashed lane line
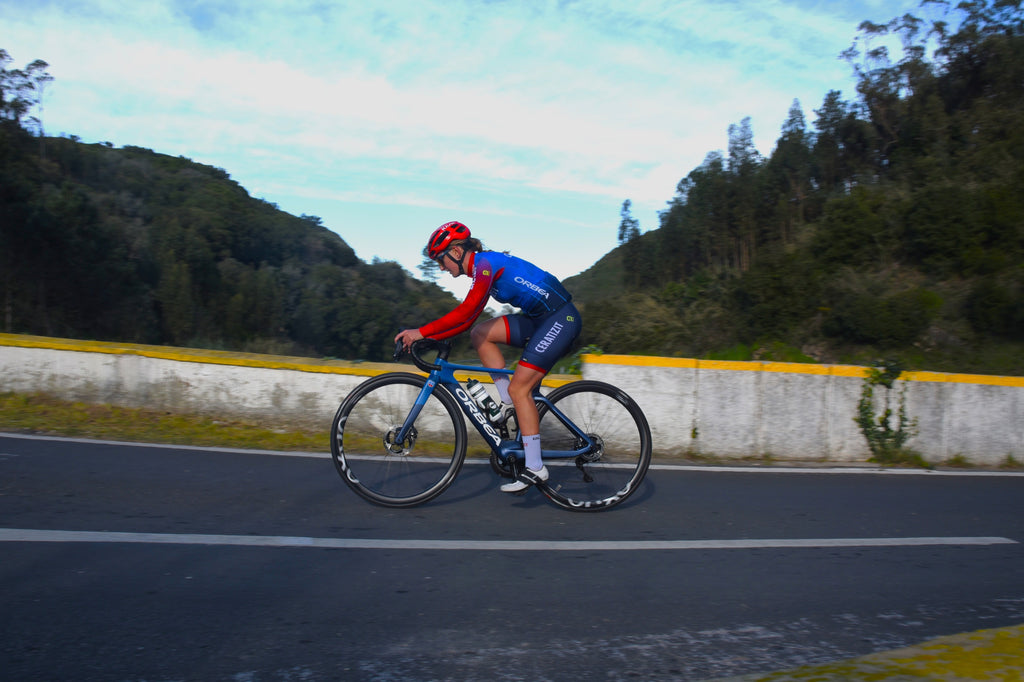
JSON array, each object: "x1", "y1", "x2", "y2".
[{"x1": 0, "y1": 529, "x2": 1016, "y2": 551}]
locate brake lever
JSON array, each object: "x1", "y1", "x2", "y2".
[{"x1": 393, "y1": 339, "x2": 407, "y2": 362}]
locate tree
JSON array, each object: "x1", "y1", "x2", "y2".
[
  {"x1": 727, "y1": 116, "x2": 762, "y2": 271},
  {"x1": 417, "y1": 254, "x2": 440, "y2": 282},
  {"x1": 0, "y1": 50, "x2": 51, "y2": 130},
  {"x1": 660, "y1": 151, "x2": 730, "y2": 277},
  {"x1": 727, "y1": 116, "x2": 760, "y2": 175},
  {"x1": 617, "y1": 199, "x2": 640, "y2": 244},
  {"x1": 766, "y1": 100, "x2": 814, "y2": 240},
  {"x1": 24, "y1": 59, "x2": 52, "y2": 141},
  {"x1": 813, "y1": 90, "x2": 850, "y2": 192}
]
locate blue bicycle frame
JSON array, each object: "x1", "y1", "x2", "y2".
[
  {"x1": 333, "y1": 338, "x2": 652, "y2": 510},
  {"x1": 398, "y1": 351, "x2": 595, "y2": 464}
]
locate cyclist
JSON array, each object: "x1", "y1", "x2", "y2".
[{"x1": 395, "y1": 221, "x2": 582, "y2": 493}]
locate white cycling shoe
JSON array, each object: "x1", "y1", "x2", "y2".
[{"x1": 500, "y1": 465, "x2": 549, "y2": 494}]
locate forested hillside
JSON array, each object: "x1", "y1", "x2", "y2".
[
  {"x1": 1, "y1": 55, "x2": 459, "y2": 360},
  {"x1": 568, "y1": 1, "x2": 1024, "y2": 375}
]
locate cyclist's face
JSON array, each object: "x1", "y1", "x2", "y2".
[{"x1": 436, "y1": 247, "x2": 464, "y2": 277}]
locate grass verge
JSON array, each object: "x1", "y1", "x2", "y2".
[{"x1": 0, "y1": 392, "x2": 328, "y2": 452}]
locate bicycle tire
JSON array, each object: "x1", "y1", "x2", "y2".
[
  {"x1": 535, "y1": 380, "x2": 652, "y2": 511},
  {"x1": 331, "y1": 372, "x2": 467, "y2": 507}
]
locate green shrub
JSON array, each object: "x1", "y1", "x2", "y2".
[
  {"x1": 965, "y1": 278, "x2": 1024, "y2": 341},
  {"x1": 855, "y1": 360, "x2": 923, "y2": 466},
  {"x1": 825, "y1": 288, "x2": 942, "y2": 346}
]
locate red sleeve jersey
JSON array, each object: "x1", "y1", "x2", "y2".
[{"x1": 418, "y1": 252, "x2": 502, "y2": 340}]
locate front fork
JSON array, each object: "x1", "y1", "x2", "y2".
[{"x1": 392, "y1": 376, "x2": 438, "y2": 449}]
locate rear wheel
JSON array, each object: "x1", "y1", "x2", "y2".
[
  {"x1": 331, "y1": 372, "x2": 467, "y2": 507},
  {"x1": 535, "y1": 380, "x2": 651, "y2": 511}
]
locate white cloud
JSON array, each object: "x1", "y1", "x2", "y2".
[{"x1": 1, "y1": 0, "x2": 929, "y2": 282}]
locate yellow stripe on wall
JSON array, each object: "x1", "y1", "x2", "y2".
[
  {"x1": 0, "y1": 333, "x2": 397, "y2": 377},
  {"x1": 581, "y1": 353, "x2": 1024, "y2": 387},
  {"x1": 0, "y1": 334, "x2": 577, "y2": 387},
  {"x1": 5, "y1": 334, "x2": 1019, "y2": 388}
]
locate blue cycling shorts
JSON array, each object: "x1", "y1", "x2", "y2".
[{"x1": 503, "y1": 303, "x2": 582, "y2": 374}]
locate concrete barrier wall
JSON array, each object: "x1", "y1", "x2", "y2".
[
  {"x1": 581, "y1": 354, "x2": 1024, "y2": 465},
  {"x1": 0, "y1": 334, "x2": 575, "y2": 434},
  {"x1": 2, "y1": 334, "x2": 1022, "y2": 464}
]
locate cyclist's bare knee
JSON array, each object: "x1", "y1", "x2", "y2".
[{"x1": 509, "y1": 367, "x2": 543, "y2": 398}]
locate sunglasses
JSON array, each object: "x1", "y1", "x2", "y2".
[{"x1": 434, "y1": 248, "x2": 458, "y2": 265}]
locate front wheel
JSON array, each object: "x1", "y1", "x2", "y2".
[
  {"x1": 536, "y1": 380, "x2": 652, "y2": 511},
  {"x1": 331, "y1": 372, "x2": 467, "y2": 507}
]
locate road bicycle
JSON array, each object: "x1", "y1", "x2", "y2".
[{"x1": 330, "y1": 338, "x2": 652, "y2": 511}]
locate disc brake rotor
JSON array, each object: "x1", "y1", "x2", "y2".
[{"x1": 383, "y1": 426, "x2": 418, "y2": 455}]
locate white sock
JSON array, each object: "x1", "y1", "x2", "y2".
[
  {"x1": 492, "y1": 375, "x2": 512, "y2": 404},
  {"x1": 523, "y1": 433, "x2": 543, "y2": 471}
]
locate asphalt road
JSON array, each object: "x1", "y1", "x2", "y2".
[{"x1": 2, "y1": 433, "x2": 1023, "y2": 681}]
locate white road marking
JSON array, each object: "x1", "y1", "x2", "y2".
[
  {"x1": 0, "y1": 528, "x2": 1016, "y2": 551},
  {"x1": 0, "y1": 432, "x2": 329, "y2": 458},
  {"x1": 3, "y1": 432, "x2": 1024, "y2": 476}
]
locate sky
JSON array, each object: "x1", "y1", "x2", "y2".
[{"x1": 2, "y1": 0, "x2": 933, "y2": 298}]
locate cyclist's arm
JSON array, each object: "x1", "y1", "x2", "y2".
[{"x1": 419, "y1": 263, "x2": 500, "y2": 340}]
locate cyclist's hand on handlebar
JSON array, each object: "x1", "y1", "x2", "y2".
[{"x1": 394, "y1": 328, "x2": 424, "y2": 353}]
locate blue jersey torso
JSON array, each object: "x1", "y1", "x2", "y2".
[{"x1": 476, "y1": 251, "x2": 572, "y2": 318}]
